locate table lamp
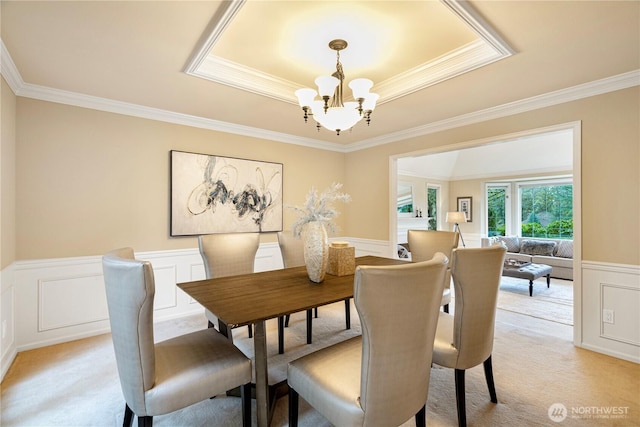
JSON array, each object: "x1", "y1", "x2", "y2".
[{"x1": 446, "y1": 211, "x2": 467, "y2": 247}]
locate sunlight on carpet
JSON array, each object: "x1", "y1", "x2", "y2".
[{"x1": 495, "y1": 276, "x2": 573, "y2": 325}]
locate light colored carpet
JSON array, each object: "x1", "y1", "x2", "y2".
[
  {"x1": 2, "y1": 294, "x2": 638, "y2": 426},
  {"x1": 497, "y1": 276, "x2": 573, "y2": 326}
]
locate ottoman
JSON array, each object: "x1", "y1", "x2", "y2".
[{"x1": 502, "y1": 263, "x2": 552, "y2": 296}]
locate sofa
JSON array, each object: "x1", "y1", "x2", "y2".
[{"x1": 481, "y1": 236, "x2": 574, "y2": 280}]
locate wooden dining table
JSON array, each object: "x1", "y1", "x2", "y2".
[{"x1": 178, "y1": 255, "x2": 407, "y2": 427}]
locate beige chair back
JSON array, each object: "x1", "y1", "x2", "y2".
[
  {"x1": 198, "y1": 233, "x2": 260, "y2": 278},
  {"x1": 102, "y1": 248, "x2": 155, "y2": 415},
  {"x1": 451, "y1": 246, "x2": 506, "y2": 369},
  {"x1": 407, "y1": 229, "x2": 459, "y2": 263},
  {"x1": 355, "y1": 253, "x2": 448, "y2": 425},
  {"x1": 277, "y1": 231, "x2": 305, "y2": 268}
]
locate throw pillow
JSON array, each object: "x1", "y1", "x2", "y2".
[
  {"x1": 520, "y1": 239, "x2": 556, "y2": 256},
  {"x1": 500, "y1": 236, "x2": 521, "y2": 253},
  {"x1": 555, "y1": 240, "x2": 573, "y2": 258}
]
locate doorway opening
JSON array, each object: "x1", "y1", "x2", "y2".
[{"x1": 389, "y1": 122, "x2": 582, "y2": 343}]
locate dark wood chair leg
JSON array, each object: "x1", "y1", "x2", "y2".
[
  {"x1": 241, "y1": 382, "x2": 251, "y2": 427},
  {"x1": 415, "y1": 404, "x2": 426, "y2": 427},
  {"x1": 247, "y1": 324, "x2": 253, "y2": 338},
  {"x1": 547, "y1": 274, "x2": 551, "y2": 288},
  {"x1": 306, "y1": 309, "x2": 313, "y2": 344},
  {"x1": 529, "y1": 280, "x2": 534, "y2": 297},
  {"x1": 137, "y1": 416, "x2": 152, "y2": 427},
  {"x1": 443, "y1": 303, "x2": 449, "y2": 313},
  {"x1": 123, "y1": 404, "x2": 134, "y2": 427},
  {"x1": 288, "y1": 387, "x2": 299, "y2": 427},
  {"x1": 344, "y1": 298, "x2": 351, "y2": 329},
  {"x1": 278, "y1": 316, "x2": 285, "y2": 354},
  {"x1": 454, "y1": 369, "x2": 467, "y2": 427},
  {"x1": 314, "y1": 307, "x2": 318, "y2": 318},
  {"x1": 284, "y1": 314, "x2": 291, "y2": 327},
  {"x1": 483, "y1": 355, "x2": 498, "y2": 403}
]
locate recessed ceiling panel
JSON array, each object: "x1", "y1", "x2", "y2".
[{"x1": 186, "y1": 0, "x2": 512, "y2": 104}]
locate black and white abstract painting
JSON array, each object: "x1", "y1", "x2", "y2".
[{"x1": 171, "y1": 150, "x2": 283, "y2": 236}]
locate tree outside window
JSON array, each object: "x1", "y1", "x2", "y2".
[
  {"x1": 427, "y1": 186, "x2": 438, "y2": 230},
  {"x1": 487, "y1": 187, "x2": 507, "y2": 236},
  {"x1": 520, "y1": 184, "x2": 573, "y2": 239}
]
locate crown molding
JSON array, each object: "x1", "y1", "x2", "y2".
[
  {"x1": 1, "y1": 40, "x2": 24, "y2": 93},
  {"x1": 2, "y1": 39, "x2": 638, "y2": 154},
  {"x1": 343, "y1": 69, "x2": 640, "y2": 152}
]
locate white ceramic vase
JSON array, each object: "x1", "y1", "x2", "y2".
[{"x1": 303, "y1": 221, "x2": 329, "y2": 283}]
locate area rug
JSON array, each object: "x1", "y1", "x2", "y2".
[{"x1": 496, "y1": 276, "x2": 574, "y2": 326}]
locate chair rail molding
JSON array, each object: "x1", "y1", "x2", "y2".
[{"x1": 2, "y1": 242, "x2": 638, "y2": 383}]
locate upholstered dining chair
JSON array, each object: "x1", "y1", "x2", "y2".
[
  {"x1": 277, "y1": 231, "x2": 352, "y2": 350},
  {"x1": 287, "y1": 253, "x2": 449, "y2": 427},
  {"x1": 432, "y1": 245, "x2": 507, "y2": 427},
  {"x1": 407, "y1": 229, "x2": 459, "y2": 313},
  {"x1": 102, "y1": 248, "x2": 252, "y2": 427},
  {"x1": 198, "y1": 233, "x2": 259, "y2": 340}
]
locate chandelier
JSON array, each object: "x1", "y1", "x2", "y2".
[{"x1": 295, "y1": 39, "x2": 379, "y2": 135}]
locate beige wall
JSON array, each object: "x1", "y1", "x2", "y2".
[
  {"x1": 1, "y1": 77, "x2": 16, "y2": 269},
  {"x1": 7, "y1": 87, "x2": 640, "y2": 266},
  {"x1": 397, "y1": 174, "x2": 450, "y2": 229},
  {"x1": 15, "y1": 99, "x2": 346, "y2": 260},
  {"x1": 345, "y1": 87, "x2": 640, "y2": 266}
]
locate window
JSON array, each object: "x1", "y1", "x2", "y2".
[
  {"x1": 426, "y1": 185, "x2": 439, "y2": 230},
  {"x1": 519, "y1": 181, "x2": 573, "y2": 239},
  {"x1": 486, "y1": 184, "x2": 510, "y2": 236}
]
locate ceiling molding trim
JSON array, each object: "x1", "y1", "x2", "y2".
[
  {"x1": 375, "y1": 40, "x2": 504, "y2": 103},
  {"x1": 3, "y1": 36, "x2": 637, "y2": 155},
  {"x1": 443, "y1": 0, "x2": 515, "y2": 56},
  {"x1": 0, "y1": 39, "x2": 342, "y2": 151},
  {"x1": 184, "y1": 0, "x2": 246, "y2": 75},
  {"x1": 343, "y1": 70, "x2": 640, "y2": 152},
  {"x1": 189, "y1": 55, "x2": 300, "y2": 104},
  {"x1": 0, "y1": 40, "x2": 24, "y2": 93},
  {"x1": 185, "y1": 0, "x2": 513, "y2": 106}
]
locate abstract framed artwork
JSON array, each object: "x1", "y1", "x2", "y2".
[
  {"x1": 170, "y1": 150, "x2": 283, "y2": 236},
  {"x1": 457, "y1": 196, "x2": 472, "y2": 222}
]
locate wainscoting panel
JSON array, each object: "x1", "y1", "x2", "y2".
[
  {"x1": 151, "y1": 265, "x2": 179, "y2": 311},
  {"x1": 38, "y1": 273, "x2": 108, "y2": 332},
  {"x1": 8, "y1": 240, "x2": 388, "y2": 353},
  {"x1": 581, "y1": 261, "x2": 640, "y2": 363},
  {"x1": 12, "y1": 241, "x2": 638, "y2": 375}
]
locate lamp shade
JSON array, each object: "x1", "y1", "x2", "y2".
[
  {"x1": 348, "y1": 78, "x2": 373, "y2": 99},
  {"x1": 315, "y1": 75, "x2": 339, "y2": 97},
  {"x1": 295, "y1": 88, "x2": 317, "y2": 107},
  {"x1": 446, "y1": 211, "x2": 467, "y2": 224}
]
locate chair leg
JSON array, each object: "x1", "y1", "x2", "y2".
[
  {"x1": 415, "y1": 404, "x2": 426, "y2": 427},
  {"x1": 443, "y1": 303, "x2": 449, "y2": 313},
  {"x1": 123, "y1": 404, "x2": 134, "y2": 427},
  {"x1": 344, "y1": 298, "x2": 351, "y2": 329},
  {"x1": 314, "y1": 307, "x2": 318, "y2": 318},
  {"x1": 306, "y1": 309, "x2": 313, "y2": 344},
  {"x1": 241, "y1": 382, "x2": 251, "y2": 427},
  {"x1": 247, "y1": 324, "x2": 253, "y2": 338},
  {"x1": 454, "y1": 369, "x2": 467, "y2": 427},
  {"x1": 278, "y1": 316, "x2": 285, "y2": 354},
  {"x1": 288, "y1": 387, "x2": 299, "y2": 427},
  {"x1": 284, "y1": 314, "x2": 291, "y2": 327},
  {"x1": 483, "y1": 355, "x2": 498, "y2": 403},
  {"x1": 137, "y1": 416, "x2": 152, "y2": 427}
]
